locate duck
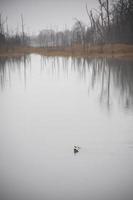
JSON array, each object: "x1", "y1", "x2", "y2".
[{"x1": 74, "y1": 145, "x2": 80, "y2": 153}]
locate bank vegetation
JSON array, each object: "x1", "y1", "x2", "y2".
[{"x1": 0, "y1": 0, "x2": 133, "y2": 58}]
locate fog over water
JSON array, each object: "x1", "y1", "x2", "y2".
[
  {"x1": 0, "y1": 55, "x2": 133, "y2": 200},
  {"x1": 0, "y1": 0, "x2": 97, "y2": 33}
]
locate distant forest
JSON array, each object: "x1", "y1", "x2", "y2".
[{"x1": 0, "y1": 0, "x2": 133, "y2": 49}]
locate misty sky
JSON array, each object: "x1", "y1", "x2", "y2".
[{"x1": 0, "y1": 0, "x2": 98, "y2": 34}]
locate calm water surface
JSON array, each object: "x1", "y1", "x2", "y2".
[{"x1": 0, "y1": 55, "x2": 133, "y2": 200}]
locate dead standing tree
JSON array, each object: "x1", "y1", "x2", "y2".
[
  {"x1": 86, "y1": 5, "x2": 103, "y2": 45},
  {"x1": 21, "y1": 14, "x2": 25, "y2": 45},
  {"x1": 0, "y1": 14, "x2": 6, "y2": 47},
  {"x1": 86, "y1": 0, "x2": 111, "y2": 44},
  {"x1": 73, "y1": 18, "x2": 86, "y2": 51},
  {"x1": 86, "y1": 5, "x2": 104, "y2": 45},
  {"x1": 102, "y1": 0, "x2": 111, "y2": 42}
]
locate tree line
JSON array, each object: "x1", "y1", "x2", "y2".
[
  {"x1": 85, "y1": 0, "x2": 133, "y2": 44},
  {"x1": 32, "y1": 0, "x2": 133, "y2": 49},
  {"x1": 0, "y1": 0, "x2": 133, "y2": 49},
  {"x1": 0, "y1": 14, "x2": 29, "y2": 48}
]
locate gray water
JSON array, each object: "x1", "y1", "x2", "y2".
[{"x1": 0, "y1": 55, "x2": 133, "y2": 200}]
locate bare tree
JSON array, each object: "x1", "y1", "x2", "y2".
[{"x1": 21, "y1": 14, "x2": 25, "y2": 45}]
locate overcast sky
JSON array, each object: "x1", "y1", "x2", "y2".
[{"x1": 0, "y1": 0, "x2": 98, "y2": 34}]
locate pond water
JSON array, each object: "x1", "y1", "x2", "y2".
[{"x1": 0, "y1": 54, "x2": 133, "y2": 200}]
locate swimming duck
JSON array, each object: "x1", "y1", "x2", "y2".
[{"x1": 74, "y1": 145, "x2": 80, "y2": 153}]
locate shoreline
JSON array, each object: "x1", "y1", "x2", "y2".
[{"x1": 0, "y1": 44, "x2": 133, "y2": 59}]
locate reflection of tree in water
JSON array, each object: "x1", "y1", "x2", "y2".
[
  {"x1": 107, "y1": 59, "x2": 133, "y2": 110},
  {"x1": 73, "y1": 57, "x2": 133, "y2": 110},
  {"x1": 41, "y1": 56, "x2": 133, "y2": 110},
  {"x1": 0, "y1": 55, "x2": 30, "y2": 90},
  {"x1": 0, "y1": 55, "x2": 133, "y2": 110}
]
